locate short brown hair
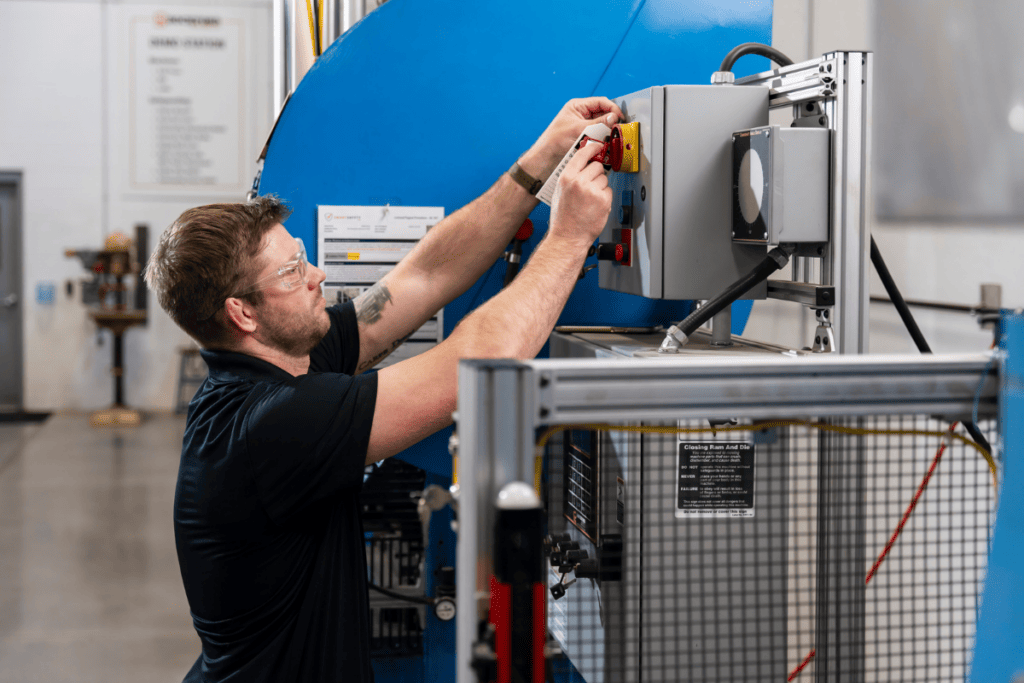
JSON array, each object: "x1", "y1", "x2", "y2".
[{"x1": 145, "y1": 196, "x2": 292, "y2": 347}]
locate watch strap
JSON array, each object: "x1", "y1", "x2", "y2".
[{"x1": 508, "y1": 161, "x2": 544, "y2": 195}]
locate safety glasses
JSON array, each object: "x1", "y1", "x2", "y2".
[{"x1": 236, "y1": 238, "x2": 308, "y2": 296}]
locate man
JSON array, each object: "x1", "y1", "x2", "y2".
[{"x1": 145, "y1": 96, "x2": 622, "y2": 682}]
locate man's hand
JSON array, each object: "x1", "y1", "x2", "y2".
[
  {"x1": 519, "y1": 97, "x2": 624, "y2": 181},
  {"x1": 548, "y1": 141, "x2": 612, "y2": 249}
]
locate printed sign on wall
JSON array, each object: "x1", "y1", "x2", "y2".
[{"x1": 128, "y1": 11, "x2": 246, "y2": 190}]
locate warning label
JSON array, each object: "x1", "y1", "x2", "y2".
[{"x1": 675, "y1": 442, "x2": 755, "y2": 518}]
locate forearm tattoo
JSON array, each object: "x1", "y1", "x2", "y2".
[
  {"x1": 354, "y1": 281, "x2": 393, "y2": 326},
  {"x1": 356, "y1": 333, "x2": 412, "y2": 374}
]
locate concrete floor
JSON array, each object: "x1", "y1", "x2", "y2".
[{"x1": 0, "y1": 414, "x2": 200, "y2": 682}]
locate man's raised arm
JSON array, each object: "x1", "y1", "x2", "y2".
[
  {"x1": 352, "y1": 97, "x2": 622, "y2": 373},
  {"x1": 363, "y1": 140, "x2": 612, "y2": 464}
]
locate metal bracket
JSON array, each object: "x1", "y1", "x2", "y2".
[
  {"x1": 792, "y1": 100, "x2": 829, "y2": 128},
  {"x1": 767, "y1": 281, "x2": 835, "y2": 307},
  {"x1": 811, "y1": 308, "x2": 837, "y2": 353},
  {"x1": 736, "y1": 55, "x2": 840, "y2": 108}
]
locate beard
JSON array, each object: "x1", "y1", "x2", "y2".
[{"x1": 257, "y1": 302, "x2": 331, "y2": 358}]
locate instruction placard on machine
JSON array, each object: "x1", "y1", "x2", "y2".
[
  {"x1": 317, "y1": 205, "x2": 445, "y2": 368},
  {"x1": 675, "y1": 442, "x2": 755, "y2": 518}
]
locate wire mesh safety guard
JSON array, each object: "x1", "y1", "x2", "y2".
[{"x1": 541, "y1": 416, "x2": 996, "y2": 683}]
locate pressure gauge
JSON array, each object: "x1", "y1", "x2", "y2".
[{"x1": 434, "y1": 597, "x2": 456, "y2": 621}]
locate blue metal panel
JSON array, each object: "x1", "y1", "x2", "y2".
[
  {"x1": 971, "y1": 313, "x2": 1024, "y2": 683},
  {"x1": 260, "y1": 0, "x2": 773, "y2": 477}
]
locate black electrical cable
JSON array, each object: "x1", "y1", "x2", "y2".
[
  {"x1": 870, "y1": 236, "x2": 994, "y2": 456},
  {"x1": 962, "y1": 410, "x2": 995, "y2": 461},
  {"x1": 368, "y1": 583, "x2": 436, "y2": 606},
  {"x1": 670, "y1": 246, "x2": 791, "y2": 339},
  {"x1": 719, "y1": 42, "x2": 794, "y2": 73},
  {"x1": 870, "y1": 238, "x2": 931, "y2": 353}
]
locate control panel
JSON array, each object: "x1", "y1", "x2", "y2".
[{"x1": 598, "y1": 85, "x2": 771, "y2": 300}]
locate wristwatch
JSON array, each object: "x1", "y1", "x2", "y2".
[{"x1": 508, "y1": 161, "x2": 544, "y2": 195}]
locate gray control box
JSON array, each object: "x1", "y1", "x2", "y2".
[
  {"x1": 598, "y1": 85, "x2": 769, "y2": 300},
  {"x1": 732, "y1": 126, "x2": 830, "y2": 244}
]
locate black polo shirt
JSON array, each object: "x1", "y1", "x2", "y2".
[{"x1": 175, "y1": 301, "x2": 379, "y2": 682}]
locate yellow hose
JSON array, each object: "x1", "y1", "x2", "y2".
[
  {"x1": 305, "y1": 0, "x2": 317, "y2": 56},
  {"x1": 317, "y1": 0, "x2": 324, "y2": 55}
]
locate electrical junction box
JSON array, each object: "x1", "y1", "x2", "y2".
[
  {"x1": 732, "y1": 126, "x2": 831, "y2": 244},
  {"x1": 598, "y1": 85, "x2": 770, "y2": 300}
]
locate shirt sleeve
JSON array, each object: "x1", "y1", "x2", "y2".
[
  {"x1": 242, "y1": 369, "x2": 378, "y2": 523},
  {"x1": 309, "y1": 301, "x2": 361, "y2": 375}
]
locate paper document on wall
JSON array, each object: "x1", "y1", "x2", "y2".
[{"x1": 536, "y1": 123, "x2": 612, "y2": 206}]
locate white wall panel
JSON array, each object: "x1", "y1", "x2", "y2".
[
  {"x1": 0, "y1": 1, "x2": 108, "y2": 410},
  {"x1": 1, "y1": 0, "x2": 271, "y2": 412}
]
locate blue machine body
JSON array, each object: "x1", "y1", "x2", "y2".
[
  {"x1": 259, "y1": 1, "x2": 773, "y2": 680},
  {"x1": 971, "y1": 313, "x2": 1024, "y2": 683}
]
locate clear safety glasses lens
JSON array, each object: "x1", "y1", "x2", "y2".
[
  {"x1": 279, "y1": 239, "x2": 308, "y2": 289},
  {"x1": 238, "y1": 238, "x2": 308, "y2": 295}
]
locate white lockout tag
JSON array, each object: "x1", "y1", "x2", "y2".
[{"x1": 535, "y1": 122, "x2": 612, "y2": 206}]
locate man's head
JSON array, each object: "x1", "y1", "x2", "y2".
[{"x1": 146, "y1": 197, "x2": 329, "y2": 355}]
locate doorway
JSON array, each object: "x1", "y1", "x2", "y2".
[{"x1": 0, "y1": 172, "x2": 23, "y2": 412}]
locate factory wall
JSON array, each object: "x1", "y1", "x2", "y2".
[
  {"x1": 0, "y1": 0, "x2": 272, "y2": 412},
  {"x1": 747, "y1": 0, "x2": 1024, "y2": 353}
]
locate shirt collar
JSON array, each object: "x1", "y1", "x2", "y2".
[{"x1": 200, "y1": 348, "x2": 295, "y2": 383}]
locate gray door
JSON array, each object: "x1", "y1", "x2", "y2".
[{"x1": 0, "y1": 172, "x2": 23, "y2": 411}]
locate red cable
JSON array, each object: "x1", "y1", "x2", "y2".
[
  {"x1": 788, "y1": 421, "x2": 960, "y2": 680},
  {"x1": 865, "y1": 421, "x2": 958, "y2": 585},
  {"x1": 787, "y1": 649, "x2": 816, "y2": 681}
]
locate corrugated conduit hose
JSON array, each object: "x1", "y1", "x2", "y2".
[{"x1": 660, "y1": 246, "x2": 792, "y2": 352}]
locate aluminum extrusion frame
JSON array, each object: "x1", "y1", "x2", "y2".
[{"x1": 737, "y1": 52, "x2": 873, "y2": 354}]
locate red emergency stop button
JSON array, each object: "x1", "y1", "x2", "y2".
[{"x1": 596, "y1": 242, "x2": 630, "y2": 263}]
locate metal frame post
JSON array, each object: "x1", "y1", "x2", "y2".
[
  {"x1": 822, "y1": 51, "x2": 873, "y2": 355},
  {"x1": 272, "y1": 0, "x2": 293, "y2": 115},
  {"x1": 814, "y1": 425, "x2": 867, "y2": 682},
  {"x1": 814, "y1": 53, "x2": 872, "y2": 681},
  {"x1": 456, "y1": 360, "x2": 537, "y2": 683}
]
